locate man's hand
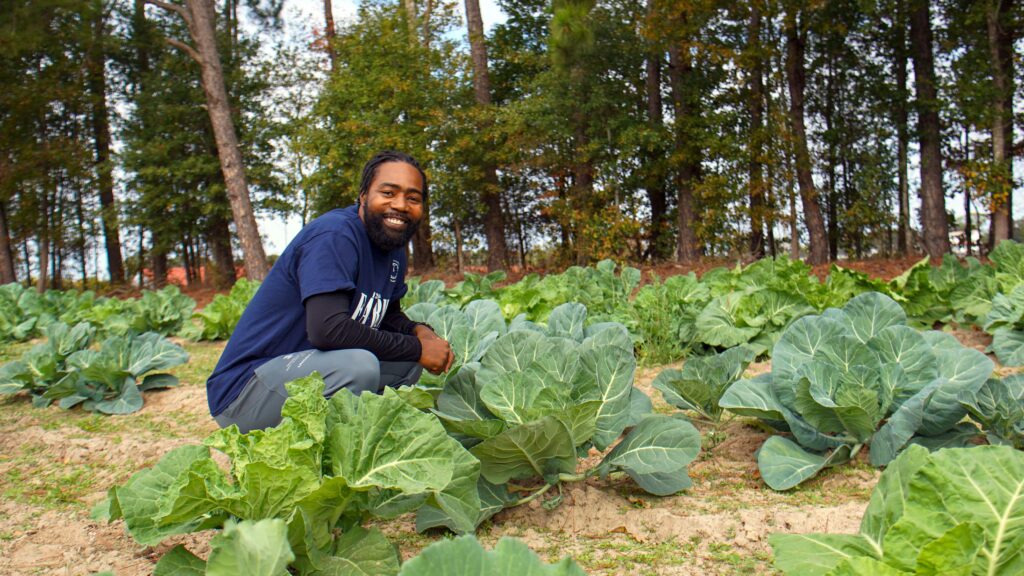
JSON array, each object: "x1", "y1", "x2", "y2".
[{"x1": 415, "y1": 325, "x2": 454, "y2": 374}]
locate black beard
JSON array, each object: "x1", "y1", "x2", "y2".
[{"x1": 362, "y1": 202, "x2": 420, "y2": 251}]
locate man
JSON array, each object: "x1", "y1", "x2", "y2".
[{"x1": 206, "y1": 151, "x2": 453, "y2": 432}]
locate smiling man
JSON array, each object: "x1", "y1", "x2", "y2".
[{"x1": 206, "y1": 151, "x2": 453, "y2": 432}]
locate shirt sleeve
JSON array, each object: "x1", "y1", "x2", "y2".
[
  {"x1": 305, "y1": 290, "x2": 422, "y2": 362},
  {"x1": 295, "y1": 231, "x2": 359, "y2": 302},
  {"x1": 379, "y1": 298, "x2": 420, "y2": 335}
]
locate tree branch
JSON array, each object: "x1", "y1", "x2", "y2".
[
  {"x1": 165, "y1": 37, "x2": 202, "y2": 65},
  {"x1": 145, "y1": 0, "x2": 192, "y2": 29}
]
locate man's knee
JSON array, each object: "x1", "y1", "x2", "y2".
[{"x1": 322, "y1": 349, "x2": 381, "y2": 396}]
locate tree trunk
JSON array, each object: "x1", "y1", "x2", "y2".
[
  {"x1": 894, "y1": 0, "x2": 912, "y2": 254},
  {"x1": 964, "y1": 128, "x2": 973, "y2": 255},
  {"x1": 644, "y1": 0, "x2": 668, "y2": 260},
  {"x1": 909, "y1": 0, "x2": 949, "y2": 257},
  {"x1": 465, "y1": 0, "x2": 508, "y2": 271},
  {"x1": 987, "y1": 0, "x2": 1014, "y2": 243},
  {"x1": 323, "y1": 0, "x2": 337, "y2": 72},
  {"x1": 824, "y1": 56, "x2": 839, "y2": 261},
  {"x1": 88, "y1": 0, "x2": 125, "y2": 284},
  {"x1": 152, "y1": 0, "x2": 269, "y2": 280},
  {"x1": 454, "y1": 218, "x2": 463, "y2": 273},
  {"x1": 37, "y1": 191, "x2": 50, "y2": 293},
  {"x1": 668, "y1": 44, "x2": 702, "y2": 263},
  {"x1": 0, "y1": 200, "x2": 15, "y2": 284},
  {"x1": 207, "y1": 213, "x2": 236, "y2": 288},
  {"x1": 785, "y1": 6, "x2": 829, "y2": 264},
  {"x1": 748, "y1": 2, "x2": 766, "y2": 258}
]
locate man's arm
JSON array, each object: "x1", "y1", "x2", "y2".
[{"x1": 305, "y1": 291, "x2": 453, "y2": 373}]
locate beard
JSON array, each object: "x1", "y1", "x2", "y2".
[{"x1": 361, "y1": 200, "x2": 421, "y2": 252}]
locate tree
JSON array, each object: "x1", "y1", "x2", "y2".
[
  {"x1": 909, "y1": 0, "x2": 950, "y2": 257},
  {"x1": 465, "y1": 0, "x2": 509, "y2": 271},
  {"x1": 986, "y1": 0, "x2": 1015, "y2": 243},
  {"x1": 146, "y1": 0, "x2": 269, "y2": 280},
  {"x1": 784, "y1": 1, "x2": 829, "y2": 264}
]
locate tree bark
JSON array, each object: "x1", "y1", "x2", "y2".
[
  {"x1": 894, "y1": 0, "x2": 912, "y2": 254},
  {"x1": 0, "y1": 200, "x2": 16, "y2": 284},
  {"x1": 151, "y1": 0, "x2": 269, "y2": 280},
  {"x1": 465, "y1": 0, "x2": 508, "y2": 271},
  {"x1": 784, "y1": 5, "x2": 828, "y2": 264},
  {"x1": 987, "y1": 0, "x2": 1014, "y2": 243},
  {"x1": 668, "y1": 43, "x2": 702, "y2": 263},
  {"x1": 87, "y1": 0, "x2": 126, "y2": 284},
  {"x1": 909, "y1": 0, "x2": 950, "y2": 257},
  {"x1": 323, "y1": 0, "x2": 337, "y2": 72},
  {"x1": 644, "y1": 0, "x2": 668, "y2": 260},
  {"x1": 748, "y1": 2, "x2": 766, "y2": 258},
  {"x1": 207, "y1": 212, "x2": 236, "y2": 288}
]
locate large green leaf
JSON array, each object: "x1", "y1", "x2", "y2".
[
  {"x1": 205, "y1": 519, "x2": 294, "y2": 576},
  {"x1": 769, "y1": 533, "x2": 879, "y2": 576},
  {"x1": 397, "y1": 535, "x2": 587, "y2": 576},
  {"x1": 153, "y1": 545, "x2": 206, "y2": 576},
  {"x1": 858, "y1": 445, "x2": 930, "y2": 555},
  {"x1": 315, "y1": 525, "x2": 400, "y2": 576},
  {"x1": 918, "y1": 346, "x2": 992, "y2": 435},
  {"x1": 470, "y1": 416, "x2": 577, "y2": 485},
  {"x1": 597, "y1": 415, "x2": 700, "y2": 496},
  {"x1": 990, "y1": 329, "x2": 1024, "y2": 367},
  {"x1": 578, "y1": 334, "x2": 635, "y2": 450},
  {"x1": 414, "y1": 445, "x2": 482, "y2": 534},
  {"x1": 866, "y1": 325, "x2": 936, "y2": 404},
  {"x1": 326, "y1": 388, "x2": 456, "y2": 493},
  {"x1": 546, "y1": 302, "x2": 587, "y2": 341},
  {"x1": 758, "y1": 436, "x2": 852, "y2": 491},
  {"x1": 101, "y1": 445, "x2": 219, "y2": 546},
  {"x1": 772, "y1": 315, "x2": 847, "y2": 395},
  {"x1": 836, "y1": 292, "x2": 907, "y2": 344},
  {"x1": 720, "y1": 374, "x2": 785, "y2": 421},
  {"x1": 882, "y1": 446, "x2": 1024, "y2": 575},
  {"x1": 695, "y1": 292, "x2": 762, "y2": 347}
]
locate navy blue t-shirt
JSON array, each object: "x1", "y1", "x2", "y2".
[{"x1": 206, "y1": 205, "x2": 409, "y2": 415}]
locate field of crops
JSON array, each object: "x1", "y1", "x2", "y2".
[{"x1": 2, "y1": 248, "x2": 1024, "y2": 575}]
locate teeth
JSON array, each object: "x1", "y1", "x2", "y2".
[{"x1": 385, "y1": 217, "x2": 406, "y2": 226}]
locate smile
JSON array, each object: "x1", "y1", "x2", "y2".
[{"x1": 383, "y1": 216, "x2": 408, "y2": 229}]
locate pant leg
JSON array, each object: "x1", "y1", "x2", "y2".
[
  {"x1": 214, "y1": 348, "x2": 383, "y2": 433},
  {"x1": 378, "y1": 361, "x2": 423, "y2": 390}
]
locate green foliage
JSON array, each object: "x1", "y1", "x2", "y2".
[
  {"x1": 720, "y1": 292, "x2": 991, "y2": 490},
  {"x1": 184, "y1": 279, "x2": 260, "y2": 341},
  {"x1": 959, "y1": 375, "x2": 1024, "y2": 449},
  {"x1": 97, "y1": 374, "x2": 475, "y2": 574},
  {"x1": 0, "y1": 323, "x2": 188, "y2": 415},
  {"x1": 399, "y1": 535, "x2": 587, "y2": 575},
  {"x1": 423, "y1": 302, "x2": 699, "y2": 532},
  {"x1": 769, "y1": 445, "x2": 1024, "y2": 575},
  {"x1": 653, "y1": 346, "x2": 756, "y2": 422}
]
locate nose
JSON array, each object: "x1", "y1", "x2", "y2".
[{"x1": 390, "y1": 193, "x2": 407, "y2": 212}]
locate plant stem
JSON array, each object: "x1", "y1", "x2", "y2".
[{"x1": 513, "y1": 483, "x2": 555, "y2": 507}]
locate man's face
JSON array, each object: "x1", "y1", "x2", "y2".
[{"x1": 358, "y1": 161, "x2": 425, "y2": 251}]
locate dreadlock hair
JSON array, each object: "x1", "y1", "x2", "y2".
[{"x1": 358, "y1": 151, "x2": 428, "y2": 201}]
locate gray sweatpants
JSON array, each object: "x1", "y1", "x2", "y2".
[{"x1": 214, "y1": 348, "x2": 422, "y2": 433}]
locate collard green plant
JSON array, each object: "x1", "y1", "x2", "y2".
[
  {"x1": 96, "y1": 374, "x2": 477, "y2": 575},
  {"x1": 982, "y1": 285, "x2": 1024, "y2": 366},
  {"x1": 652, "y1": 345, "x2": 756, "y2": 423},
  {"x1": 445, "y1": 270, "x2": 507, "y2": 306},
  {"x1": 959, "y1": 375, "x2": 1024, "y2": 449},
  {"x1": 402, "y1": 277, "x2": 448, "y2": 307},
  {"x1": 769, "y1": 444, "x2": 1024, "y2": 575},
  {"x1": 404, "y1": 299, "x2": 506, "y2": 390},
  {"x1": 184, "y1": 279, "x2": 259, "y2": 341},
  {"x1": 720, "y1": 292, "x2": 992, "y2": 490},
  {"x1": 421, "y1": 303, "x2": 699, "y2": 533},
  {"x1": 0, "y1": 324, "x2": 188, "y2": 414}
]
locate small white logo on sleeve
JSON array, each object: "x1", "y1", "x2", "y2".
[{"x1": 390, "y1": 259, "x2": 399, "y2": 283}]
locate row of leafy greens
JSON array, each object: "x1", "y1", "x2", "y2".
[
  {"x1": 0, "y1": 322, "x2": 188, "y2": 414},
  {"x1": 0, "y1": 283, "x2": 195, "y2": 343},
  {"x1": 769, "y1": 444, "x2": 1024, "y2": 575}
]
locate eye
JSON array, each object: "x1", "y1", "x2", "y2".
[
  {"x1": 379, "y1": 189, "x2": 395, "y2": 197},
  {"x1": 407, "y1": 194, "x2": 423, "y2": 205}
]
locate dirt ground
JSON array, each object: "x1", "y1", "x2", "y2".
[{"x1": 0, "y1": 291, "x2": 1012, "y2": 575}]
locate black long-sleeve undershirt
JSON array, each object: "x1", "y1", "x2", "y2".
[{"x1": 304, "y1": 290, "x2": 421, "y2": 362}]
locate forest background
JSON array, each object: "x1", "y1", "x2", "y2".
[{"x1": 0, "y1": 0, "x2": 1021, "y2": 291}]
